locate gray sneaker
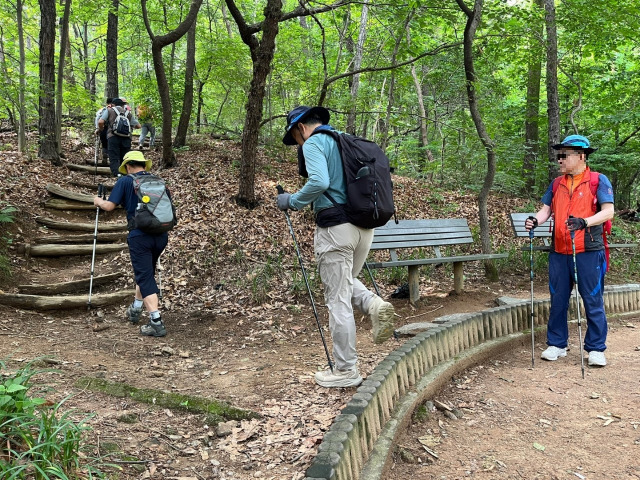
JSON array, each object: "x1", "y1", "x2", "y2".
[
  {"x1": 140, "y1": 319, "x2": 166, "y2": 337},
  {"x1": 126, "y1": 304, "x2": 143, "y2": 325},
  {"x1": 368, "y1": 295, "x2": 395, "y2": 344}
]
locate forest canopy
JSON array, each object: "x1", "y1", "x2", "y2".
[{"x1": 3, "y1": 0, "x2": 640, "y2": 206}]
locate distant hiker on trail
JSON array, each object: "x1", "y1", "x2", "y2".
[
  {"x1": 136, "y1": 102, "x2": 156, "y2": 150},
  {"x1": 97, "y1": 97, "x2": 141, "y2": 177},
  {"x1": 525, "y1": 134, "x2": 614, "y2": 367},
  {"x1": 93, "y1": 150, "x2": 171, "y2": 338},
  {"x1": 94, "y1": 98, "x2": 112, "y2": 165},
  {"x1": 277, "y1": 105, "x2": 395, "y2": 389}
]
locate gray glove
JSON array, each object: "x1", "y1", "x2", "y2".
[{"x1": 277, "y1": 193, "x2": 292, "y2": 211}]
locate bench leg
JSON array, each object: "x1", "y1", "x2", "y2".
[
  {"x1": 453, "y1": 261, "x2": 463, "y2": 294},
  {"x1": 408, "y1": 265, "x2": 420, "y2": 306}
]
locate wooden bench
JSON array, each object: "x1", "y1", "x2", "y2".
[
  {"x1": 366, "y1": 219, "x2": 508, "y2": 305},
  {"x1": 509, "y1": 213, "x2": 637, "y2": 251}
]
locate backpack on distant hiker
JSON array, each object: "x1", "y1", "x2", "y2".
[
  {"x1": 303, "y1": 129, "x2": 396, "y2": 229},
  {"x1": 128, "y1": 174, "x2": 177, "y2": 234},
  {"x1": 552, "y1": 170, "x2": 612, "y2": 270},
  {"x1": 111, "y1": 106, "x2": 131, "y2": 137}
]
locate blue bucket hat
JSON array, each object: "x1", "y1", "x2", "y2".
[
  {"x1": 552, "y1": 134, "x2": 596, "y2": 155},
  {"x1": 282, "y1": 106, "x2": 330, "y2": 145}
]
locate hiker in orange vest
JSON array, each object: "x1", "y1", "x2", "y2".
[{"x1": 525, "y1": 135, "x2": 614, "y2": 367}]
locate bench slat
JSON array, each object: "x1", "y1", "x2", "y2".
[
  {"x1": 376, "y1": 218, "x2": 468, "y2": 230},
  {"x1": 368, "y1": 253, "x2": 508, "y2": 269},
  {"x1": 371, "y1": 238, "x2": 474, "y2": 251},
  {"x1": 510, "y1": 212, "x2": 553, "y2": 238}
]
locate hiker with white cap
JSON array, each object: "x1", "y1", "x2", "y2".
[{"x1": 524, "y1": 134, "x2": 614, "y2": 367}]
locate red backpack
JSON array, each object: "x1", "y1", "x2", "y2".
[{"x1": 552, "y1": 171, "x2": 612, "y2": 270}]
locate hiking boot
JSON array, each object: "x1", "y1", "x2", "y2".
[
  {"x1": 140, "y1": 319, "x2": 166, "y2": 337},
  {"x1": 368, "y1": 295, "x2": 395, "y2": 344},
  {"x1": 126, "y1": 304, "x2": 143, "y2": 325},
  {"x1": 588, "y1": 351, "x2": 607, "y2": 367},
  {"x1": 541, "y1": 346, "x2": 567, "y2": 361},
  {"x1": 314, "y1": 367, "x2": 362, "y2": 388}
]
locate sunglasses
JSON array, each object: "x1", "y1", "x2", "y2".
[{"x1": 556, "y1": 153, "x2": 568, "y2": 160}]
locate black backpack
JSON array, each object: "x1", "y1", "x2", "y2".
[
  {"x1": 128, "y1": 174, "x2": 177, "y2": 234},
  {"x1": 305, "y1": 129, "x2": 396, "y2": 229},
  {"x1": 111, "y1": 106, "x2": 131, "y2": 137}
]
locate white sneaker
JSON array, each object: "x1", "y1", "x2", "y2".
[
  {"x1": 588, "y1": 351, "x2": 607, "y2": 367},
  {"x1": 314, "y1": 367, "x2": 363, "y2": 388},
  {"x1": 541, "y1": 346, "x2": 567, "y2": 361},
  {"x1": 368, "y1": 295, "x2": 395, "y2": 344}
]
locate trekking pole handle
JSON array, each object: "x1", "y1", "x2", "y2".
[
  {"x1": 276, "y1": 185, "x2": 285, "y2": 195},
  {"x1": 97, "y1": 183, "x2": 103, "y2": 198}
]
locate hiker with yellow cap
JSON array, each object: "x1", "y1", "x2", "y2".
[{"x1": 94, "y1": 150, "x2": 173, "y2": 337}]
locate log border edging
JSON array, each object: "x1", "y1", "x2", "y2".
[{"x1": 303, "y1": 284, "x2": 640, "y2": 480}]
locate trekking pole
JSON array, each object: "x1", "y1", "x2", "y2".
[
  {"x1": 363, "y1": 262, "x2": 382, "y2": 297},
  {"x1": 88, "y1": 183, "x2": 104, "y2": 309},
  {"x1": 94, "y1": 136, "x2": 99, "y2": 183},
  {"x1": 277, "y1": 185, "x2": 334, "y2": 373},
  {"x1": 157, "y1": 258, "x2": 163, "y2": 301},
  {"x1": 529, "y1": 226, "x2": 535, "y2": 368},
  {"x1": 569, "y1": 222, "x2": 586, "y2": 379}
]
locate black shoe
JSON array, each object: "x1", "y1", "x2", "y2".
[{"x1": 140, "y1": 319, "x2": 166, "y2": 337}]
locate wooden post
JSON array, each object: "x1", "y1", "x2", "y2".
[
  {"x1": 453, "y1": 261, "x2": 464, "y2": 293},
  {"x1": 408, "y1": 265, "x2": 421, "y2": 306}
]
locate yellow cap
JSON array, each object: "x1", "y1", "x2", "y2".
[{"x1": 119, "y1": 150, "x2": 152, "y2": 174}]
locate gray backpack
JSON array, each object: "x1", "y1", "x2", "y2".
[
  {"x1": 128, "y1": 174, "x2": 177, "y2": 234},
  {"x1": 111, "y1": 106, "x2": 131, "y2": 137}
]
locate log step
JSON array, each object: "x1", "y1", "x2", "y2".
[
  {"x1": 19, "y1": 243, "x2": 127, "y2": 257},
  {"x1": 18, "y1": 272, "x2": 124, "y2": 295},
  {"x1": 47, "y1": 183, "x2": 94, "y2": 203},
  {"x1": 67, "y1": 164, "x2": 112, "y2": 175},
  {"x1": 36, "y1": 216, "x2": 127, "y2": 232},
  {"x1": 34, "y1": 232, "x2": 126, "y2": 244},
  {"x1": 0, "y1": 290, "x2": 135, "y2": 311},
  {"x1": 44, "y1": 198, "x2": 97, "y2": 210}
]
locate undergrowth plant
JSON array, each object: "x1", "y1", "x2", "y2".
[
  {"x1": 0, "y1": 359, "x2": 111, "y2": 479},
  {"x1": 0, "y1": 203, "x2": 16, "y2": 281}
]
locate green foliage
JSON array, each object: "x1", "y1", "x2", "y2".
[
  {"x1": 0, "y1": 203, "x2": 16, "y2": 281},
  {"x1": 0, "y1": 359, "x2": 109, "y2": 479}
]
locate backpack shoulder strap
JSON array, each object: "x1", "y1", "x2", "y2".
[
  {"x1": 551, "y1": 176, "x2": 563, "y2": 195},
  {"x1": 589, "y1": 170, "x2": 600, "y2": 196}
]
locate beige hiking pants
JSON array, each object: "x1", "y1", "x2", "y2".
[{"x1": 315, "y1": 222, "x2": 376, "y2": 371}]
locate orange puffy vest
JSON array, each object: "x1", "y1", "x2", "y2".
[{"x1": 550, "y1": 168, "x2": 608, "y2": 258}]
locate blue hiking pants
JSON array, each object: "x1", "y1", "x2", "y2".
[
  {"x1": 547, "y1": 250, "x2": 607, "y2": 352},
  {"x1": 128, "y1": 232, "x2": 168, "y2": 299}
]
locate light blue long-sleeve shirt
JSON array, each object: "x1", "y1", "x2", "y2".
[{"x1": 289, "y1": 127, "x2": 346, "y2": 213}]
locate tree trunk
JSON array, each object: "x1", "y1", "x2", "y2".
[
  {"x1": 523, "y1": 0, "x2": 544, "y2": 193},
  {"x1": 379, "y1": 13, "x2": 413, "y2": 151},
  {"x1": 346, "y1": 1, "x2": 369, "y2": 135},
  {"x1": 106, "y1": 0, "x2": 119, "y2": 99},
  {"x1": 544, "y1": 0, "x2": 560, "y2": 183},
  {"x1": 56, "y1": 0, "x2": 72, "y2": 154},
  {"x1": 142, "y1": 0, "x2": 203, "y2": 169},
  {"x1": 227, "y1": 0, "x2": 282, "y2": 208},
  {"x1": 456, "y1": 0, "x2": 498, "y2": 281},
  {"x1": 174, "y1": 21, "x2": 197, "y2": 148},
  {"x1": 38, "y1": 0, "x2": 61, "y2": 164},
  {"x1": 17, "y1": 0, "x2": 27, "y2": 153}
]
